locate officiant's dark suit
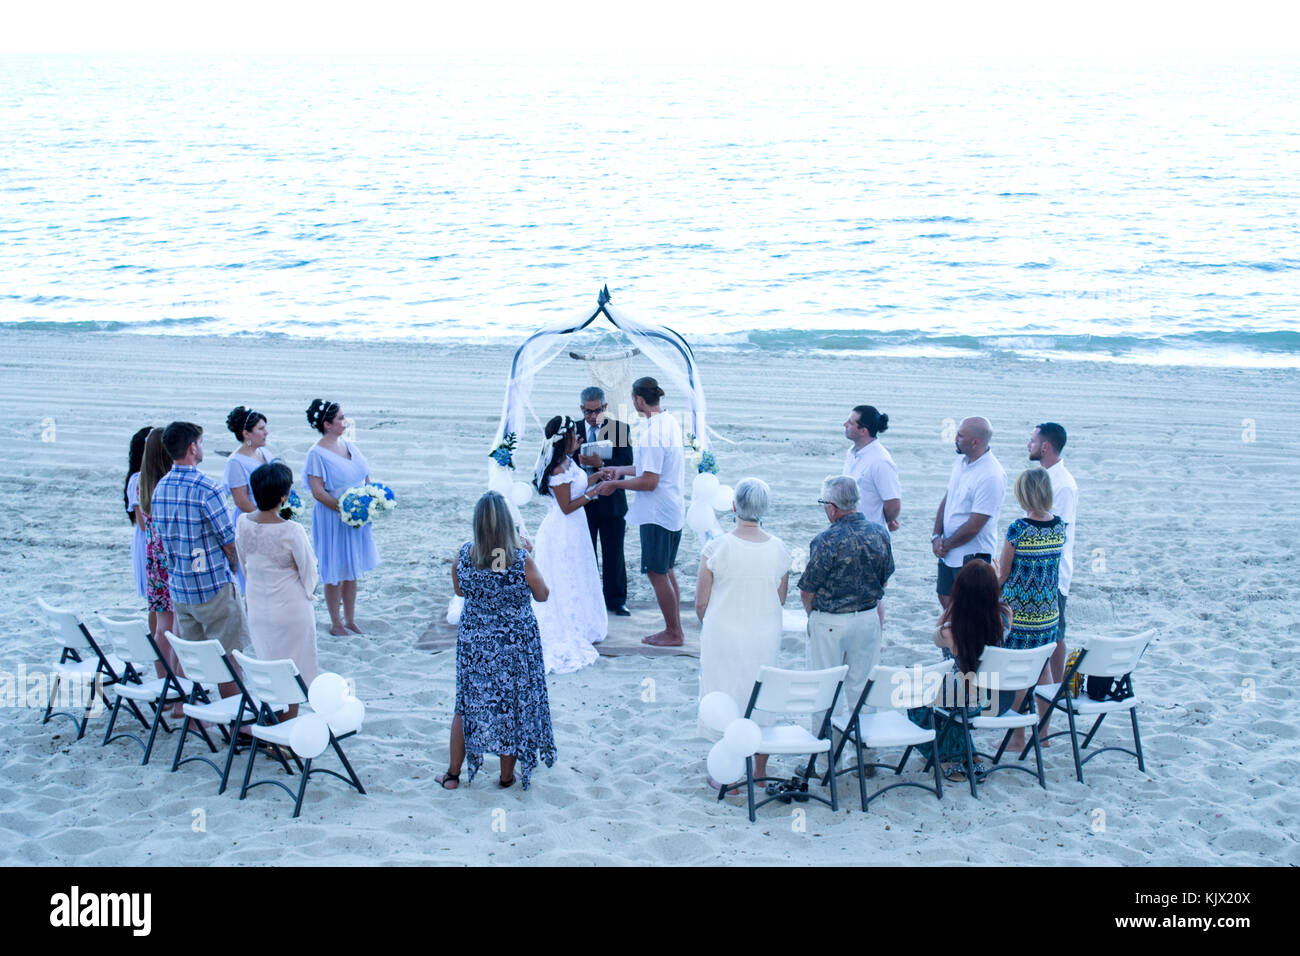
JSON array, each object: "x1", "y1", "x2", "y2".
[{"x1": 576, "y1": 414, "x2": 634, "y2": 615}]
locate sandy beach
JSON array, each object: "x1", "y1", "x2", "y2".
[{"x1": 1, "y1": 329, "x2": 1296, "y2": 866}]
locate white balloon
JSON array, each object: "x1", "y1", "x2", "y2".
[
  {"x1": 723, "y1": 717, "x2": 762, "y2": 758},
  {"x1": 693, "y1": 472, "x2": 720, "y2": 498},
  {"x1": 687, "y1": 500, "x2": 713, "y2": 535},
  {"x1": 510, "y1": 481, "x2": 533, "y2": 507},
  {"x1": 707, "y1": 740, "x2": 746, "y2": 787},
  {"x1": 328, "y1": 696, "x2": 365, "y2": 735},
  {"x1": 308, "y1": 673, "x2": 348, "y2": 718},
  {"x1": 698, "y1": 691, "x2": 740, "y2": 733},
  {"x1": 710, "y1": 484, "x2": 734, "y2": 512},
  {"x1": 288, "y1": 715, "x2": 330, "y2": 759},
  {"x1": 487, "y1": 467, "x2": 512, "y2": 495}
]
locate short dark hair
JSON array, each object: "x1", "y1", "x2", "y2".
[
  {"x1": 1036, "y1": 422, "x2": 1067, "y2": 454},
  {"x1": 852, "y1": 405, "x2": 889, "y2": 437},
  {"x1": 632, "y1": 377, "x2": 664, "y2": 404},
  {"x1": 249, "y1": 462, "x2": 294, "y2": 512},
  {"x1": 162, "y1": 422, "x2": 203, "y2": 461}
]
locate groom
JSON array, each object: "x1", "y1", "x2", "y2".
[
  {"x1": 575, "y1": 386, "x2": 633, "y2": 616},
  {"x1": 595, "y1": 377, "x2": 686, "y2": 647}
]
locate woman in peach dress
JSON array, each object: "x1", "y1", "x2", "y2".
[{"x1": 235, "y1": 461, "x2": 320, "y2": 696}]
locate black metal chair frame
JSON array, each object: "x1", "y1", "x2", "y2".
[
  {"x1": 44, "y1": 621, "x2": 129, "y2": 741},
  {"x1": 170, "y1": 651, "x2": 267, "y2": 794},
  {"x1": 102, "y1": 628, "x2": 189, "y2": 764},
  {"x1": 1028, "y1": 648, "x2": 1145, "y2": 783},
  {"x1": 933, "y1": 675, "x2": 1046, "y2": 798},
  {"x1": 716, "y1": 678, "x2": 843, "y2": 823},
  {"x1": 238, "y1": 672, "x2": 366, "y2": 818},
  {"x1": 821, "y1": 676, "x2": 944, "y2": 811}
]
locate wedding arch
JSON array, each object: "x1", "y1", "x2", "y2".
[{"x1": 486, "y1": 286, "x2": 714, "y2": 503}]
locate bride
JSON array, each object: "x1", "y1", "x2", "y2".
[{"x1": 530, "y1": 415, "x2": 607, "y2": 673}]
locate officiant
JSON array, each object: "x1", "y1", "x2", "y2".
[{"x1": 576, "y1": 386, "x2": 633, "y2": 616}]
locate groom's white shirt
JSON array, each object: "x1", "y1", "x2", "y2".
[{"x1": 625, "y1": 411, "x2": 685, "y2": 532}]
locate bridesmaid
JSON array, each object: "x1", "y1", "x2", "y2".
[
  {"x1": 222, "y1": 405, "x2": 275, "y2": 595},
  {"x1": 236, "y1": 461, "x2": 319, "y2": 717},
  {"x1": 304, "y1": 399, "x2": 380, "y2": 636},
  {"x1": 125, "y1": 426, "x2": 151, "y2": 604},
  {"x1": 138, "y1": 428, "x2": 181, "y2": 697}
]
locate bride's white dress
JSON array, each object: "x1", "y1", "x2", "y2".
[{"x1": 532, "y1": 459, "x2": 606, "y2": 674}]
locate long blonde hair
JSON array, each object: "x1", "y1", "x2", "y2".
[
  {"x1": 470, "y1": 492, "x2": 522, "y2": 570},
  {"x1": 138, "y1": 428, "x2": 172, "y2": 517}
]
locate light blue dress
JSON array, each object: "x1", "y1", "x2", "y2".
[
  {"x1": 303, "y1": 441, "x2": 380, "y2": 586},
  {"x1": 127, "y1": 472, "x2": 147, "y2": 599},
  {"x1": 221, "y1": 448, "x2": 275, "y2": 595}
]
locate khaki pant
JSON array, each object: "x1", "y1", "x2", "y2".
[
  {"x1": 174, "y1": 583, "x2": 249, "y2": 655},
  {"x1": 807, "y1": 608, "x2": 882, "y2": 732}
]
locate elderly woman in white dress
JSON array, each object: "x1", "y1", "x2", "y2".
[
  {"x1": 696, "y1": 477, "x2": 791, "y2": 788},
  {"x1": 235, "y1": 462, "x2": 320, "y2": 717}
]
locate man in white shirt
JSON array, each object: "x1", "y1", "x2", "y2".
[
  {"x1": 1029, "y1": 421, "x2": 1077, "y2": 683},
  {"x1": 843, "y1": 404, "x2": 901, "y2": 626},
  {"x1": 842, "y1": 405, "x2": 901, "y2": 532},
  {"x1": 931, "y1": 416, "x2": 1007, "y2": 610},
  {"x1": 596, "y1": 376, "x2": 686, "y2": 647}
]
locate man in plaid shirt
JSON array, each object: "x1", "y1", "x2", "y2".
[{"x1": 153, "y1": 422, "x2": 248, "y2": 692}]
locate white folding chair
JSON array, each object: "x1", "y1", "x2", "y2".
[
  {"x1": 36, "y1": 597, "x2": 127, "y2": 740},
  {"x1": 98, "y1": 615, "x2": 194, "y2": 764},
  {"x1": 824, "y1": 662, "x2": 950, "y2": 811},
  {"x1": 1033, "y1": 630, "x2": 1155, "y2": 782},
  {"x1": 234, "y1": 651, "x2": 366, "y2": 818},
  {"x1": 718, "y1": 665, "x2": 848, "y2": 823},
  {"x1": 167, "y1": 633, "x2": 270, "y2": 794},
  {"x1": 939, "y1": 644, "x2": 1055, "y2": 798}
]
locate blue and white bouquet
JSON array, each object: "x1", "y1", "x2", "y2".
[
  {"x1": 279, "y1": 488, "x2": 306, "y2": 521},
  {"x1": 685, "y1": 432, "x2": 719, "y2": 474},
  {"x1": 489, "y1": 433, "x2": 518, "y2": 470},
  {"x1": 339, "y1": 482, "x2": 398, "y2": 528}
]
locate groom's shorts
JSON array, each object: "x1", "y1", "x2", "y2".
[{"x1": 640, "y1": 524, "x2": 682, "y2": 575}]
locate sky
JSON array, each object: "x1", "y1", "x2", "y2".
[{"x1": 4, "y1": 0, "x2": 1299, "y2": 58}]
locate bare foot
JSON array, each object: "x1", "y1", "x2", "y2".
[
  {"x1": 345, "y1": 622, "x2": 364, "y2": 634},
  {"x1": 643, "y1": 632, "x2": 684, "y2": 647},
  {"x1": 329, "y1": 624, "x2": 349, "y2": 636},
  {"x1": 706, "y1": 775, "x2": 741, "y2": 796}
]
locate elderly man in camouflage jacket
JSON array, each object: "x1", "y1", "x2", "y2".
[{"x1": 797, "y1": 475, "x2": 894, "y2": 731}]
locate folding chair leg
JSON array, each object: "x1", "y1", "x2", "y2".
[
  {"x1": 101, "y1": 696, "x2": 124, "y2": 746},
  {"x1": 292, "y1": 758, "x2": 312, "y2": 818},
  {"x1": 746, "y1": 756, "x2": 757, "y2": 823},
  {"x1": 827, "y1": 749, "x2": 838, "y2": 812},
  {"x1": 1130, "y1": 709, "x2": 1146, "y2": 773},
  {"x1": 1081, "y1": 712, "x2": 1107, "y2": 749},
  {"x1": 218, "y1": 725, "x2": 243, "y2": 794},
  {"x1": 960, "y1": 714, "x2": 978, "y2": 798},
  {"x1": 932, "y1": 741, "x2": 944, "y2": 799},
  {"x1": 238, "y1": 736, "x2": 259, "y2": 800},
  {"x1": 1030, "y1": 723, "x2": 1046, "y2": 789},
  {"x1": 1066, "y1": 701, "x2": 1084, "y2": 783},
  {"x1": 896, "y1": 745, "x2": 913, "y2": 775},
  {"x1": 329, "y1": 735, "x2": 366, "y2": 794},
  {"x1": 857, "y1": 734, "x2": 869, "y2": 811}
]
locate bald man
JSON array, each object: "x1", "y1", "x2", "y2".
[{"x1": 931, "y1": 416, "x2": 1008, "y2": 609}]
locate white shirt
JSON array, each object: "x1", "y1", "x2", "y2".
[
  {"x1": 940, "y1": 449, "x2": 1007, "y2": 568},
  {"x1": 1046, "y1": 460, "x2": 1078, "y2": 595},
  {"x1": 624, "y1": 411, "x2": 685, "y2": 532},
  {"x1": 843, "y1": 440, "x2": 901, "y2": 531}
]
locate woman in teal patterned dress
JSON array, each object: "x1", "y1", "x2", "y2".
[{"x1": 998, "y1": 468, "x2": 1065, "y2": 749}]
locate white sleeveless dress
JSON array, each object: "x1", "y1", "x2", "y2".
[{"x1": 532, "y1": 459, "x2": 606, "y2": 674}]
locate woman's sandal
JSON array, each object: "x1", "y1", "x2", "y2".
[{"x1": 435, "y1": 771, "x2": 460, "y2": 790}]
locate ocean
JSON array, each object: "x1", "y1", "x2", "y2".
[{"x1": 2, "y1": 54, "x2": 1298, "y2": 367}]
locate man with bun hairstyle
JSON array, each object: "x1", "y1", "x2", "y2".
[
  {"x1": 842, "y1": 404, "x2": 901, "y2": 626},
  {"x1": 594, "y1": 376, "x2": 686, "y2": 646}
]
